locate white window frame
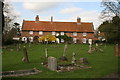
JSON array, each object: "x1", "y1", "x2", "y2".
[
  {"x1": 29, "y1": 37, "x2": 33, "y2": 42},
  {"x1": 39, "y1": 31, "x2": 43, "y2": 35},
  {"x1": 56, "y1": 33, "x2": 59, "y2": 36},
  {"x1": 52, "y1": 31, "x2": 56, "y2": 35},
  {"x1": 29, "y1": 31, "x2": 33, "y2": 35},
  {"x1": 82, "y1": 38, "x2": 86, "y2": 43},
  {"x1": 61, "y1": 32, "x2": 64, "y2": 35},
  {"x1": 73, "y1": 32, "x2": 77, "y2": 36},
  {"x1": 22, "y1": 37, "x2": 27, "y2": 41},
  {"x1": 83, "y1": 32, "x2": 87, "y2": 36}
]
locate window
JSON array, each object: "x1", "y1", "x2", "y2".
[
  {"x1": 22, "y1": 37, "x2": 27, "y2": 41},
  {"x1": 82, "y1": 38, "x2": 86, "y2": 43},
  {"x1": 39, "y1": 31, "x2": 43, "y2": 35},
  {"x1": 29, "y1": 37, "x2": 33, "y2": 42},
  {"x1": 83, "y1": 32, "x2": 87, "y2": 36},
  {"x1": 73, "y1": 32, "x2": 77, "y2": 36},
  {"x1": 29, "y1": 31, "x2": 33, "y2": 35},
  {"x1": 61, "y1": 32, "x2": 64, "y2": 35},
  {"x1": 61, "y1": 39, "x2": 64, "y2": 42},
  {"x1": 56, "y1": 33, "x2": 59, "y2": 36},
  {"x1": 52, "y1": 31, "x2": 56, "y2": 35}
]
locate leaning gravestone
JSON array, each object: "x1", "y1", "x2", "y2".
[
  {"x1": 22, "y1": 46, "x2": 29, "y2": 63},
  {"x1": 79, "y1": 58, "x2": 89, "y2": 64},
  {"x1": 59, "y1": 44, "x2": 68, "y2": 61},
  {"x1": 48, "y1": 56, "x2": 57, "y2": 71}
]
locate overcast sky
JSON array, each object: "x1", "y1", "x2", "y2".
[{"x1": 5, "y1": 0, "x2": 105, "y2": 30}]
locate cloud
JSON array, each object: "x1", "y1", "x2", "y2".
[
  {"x1": 60, "y1": 7, "x2": 82, "y2": 14},
  {"x1": 23, "y1": 2, "x2": 59, "y2": 13},
  {"x1": 4, "y1": 0, "x2": 102, "y2": 2},
  {"x1": 59, "y1": 7, "x2": 102, "y2": 29}
]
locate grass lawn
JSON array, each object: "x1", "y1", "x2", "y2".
[{"x1": 2, "y1": 43, "x2": 120, "y2": 78}]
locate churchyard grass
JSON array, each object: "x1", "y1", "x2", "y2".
[{"x1": 2, "y1": 44, "x2": 119, "y2": 78}]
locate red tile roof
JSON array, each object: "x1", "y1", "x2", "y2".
[{"x1": 22, "y1": 20, "x2": 94, "y2": 32}]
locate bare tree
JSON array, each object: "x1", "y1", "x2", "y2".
[
  {"x1": 3, "y1": 2, "x2": 17, "y2": 33},
  {"x1": 100, "y1": 0, "x2": 120, "y2": 20}
]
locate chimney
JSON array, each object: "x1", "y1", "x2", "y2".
[
  {"x1": 51, "y1": 16, "x2": 53, "y2": 22},
  {"x1": 35, "y1": 15, "x2": 39, "y2": 22},
  {"x1": 77, "y1": 17, "x2": 81, "y2": 23}
]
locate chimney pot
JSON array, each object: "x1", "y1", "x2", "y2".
[
  {"x1": 35, "y1": 15, "x2": 39, "y2": 22},
  {"x1": 51, "y1": 16, "x2": 53, "y2": 22},
  {"x1": 77, "y1": 17, "x2": 81, "y2": 23}
]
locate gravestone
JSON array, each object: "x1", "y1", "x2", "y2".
[
  {"x1": 63, "y1": 44, "x2": 67, "y2": 56},
  {"x1": 115, "y1": 44, "x2": 120, "y2": 56},
  {"x1": 71, "y1": 52, "x2": 76, "y2": 64},
  {"x1": 22, "y1": 46, "x2": 29, "y2": 62},
  {"x1": 48, "y1": 56, "x2": 57, "y2": 71},
  {"x1": 88, "y1": 39, "x2": 92, "y2": 45},
  {"x1": 79, "y1": 58, "x2": 89, "y2": 64},
  {"x1": 95, "y1": 43, "x2": 103, "y2": 52},
  {"x1": 88, "y1": 44, "x2": 92, "y2": 53},
  {"x1": 45, "y1": 48, "x2": 48, "y2": 58},
  {"x1": 59, "y1": 44, "x2": 68, "y2": 61}
]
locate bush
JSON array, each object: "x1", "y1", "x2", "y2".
[{"x1": 2, "y1": 39, "x2": 21, "y2": 45}]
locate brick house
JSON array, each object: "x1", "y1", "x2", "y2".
[{"x1": 21, "y1": 15, "x2": 95, "y2": 43}]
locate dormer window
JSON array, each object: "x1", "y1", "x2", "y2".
[
  {"x1": 29, "y1": 31, "x2": 33, "y2": 35},
  {"x1": 52, "y1": 31, "x2": 56, "y2": 35},
  {"x1": 61, "y1": 32, "x2": 64, "y2": 35},
  {"x1": 73, "y1": 32, "x2": 77, "y2": 36},
  {"x1": 39, "y1": 31, "x2": 43, "y2": 35}
]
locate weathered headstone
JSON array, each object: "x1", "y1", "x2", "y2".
[
  {"x1": 95, "y1": 43, "x2": 103, "y2": 52},
  {"x1": 45, "y1": 48, "x2": 48, "y2": 58},
  {"x1": 22, "y1": 46, "x2": 29, "y2": 62},
  {"x1": 48, "y1": 56, "x2": 57, "y2": 71},
  {"x1": 88, "y1": 44, "x2": 92, "y2": 53},
  {"x1": 71, "y1": 52, "x2": 76, "y2": 64},
  {"x1": 59, "y1": 44, "x2": 68, "y2": 61},
  {"x1": 88, "y1": 39, "x2": 92, "y2": 45},
  {"x1": 63, "y1": 44, "x2": 68, "y2": 56},
  {"x1": 79, "y1": 58, "x2": 89, "y2": 64}
]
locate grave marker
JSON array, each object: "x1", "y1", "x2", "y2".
[
  {"x1": 63, "y1": 44, "x2": 67, "y2": 56},
  {"x1": 88, "y1": 44, "x2": 92, "y2": 53},
  {"x1": 22, "y1": 46, "x2": 29, "y2": 63},
  {"x1": 45, "y1": 48, "x2": 48, "y2": 58},
  {"x1": 48, "y1": 56, "x2": 57, "y2": 71},
  {"x1": 71, "y1": 52, "x2": 76, "y2": 64}
]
